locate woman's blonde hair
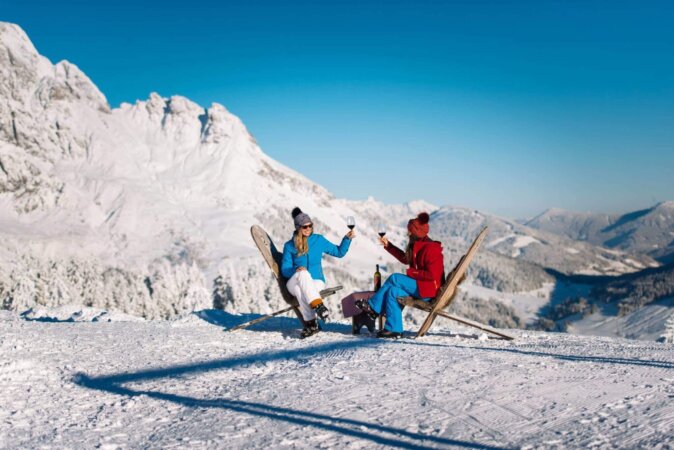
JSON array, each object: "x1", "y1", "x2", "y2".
[{"x1": 294, "y1": 231, "x2": 309, "y2": 256}]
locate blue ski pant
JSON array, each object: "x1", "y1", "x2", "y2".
[{"x1": 368, "y1": 273, "x2": 430, "y2": 333}]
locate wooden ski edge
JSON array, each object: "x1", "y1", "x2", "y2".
[
  {"x1": 228, "y1": 306, "x2": 296, "y2": 332},
  {"x1": 250, "y1": 225, "x2": 305, "y2": 326},
  {"x1": 250, "y1": 225, "x2": 277, "y2": 276},
  {"x1": 394, "y1": 296, "x2": 516, "y2": 340},
  {"x1": 435, "y1": 310, "x2": 515, "y2": 340},
  {"x1": 432, "y1": 226, "x2": 488, "y2": 307}
]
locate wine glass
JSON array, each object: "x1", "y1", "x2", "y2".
[
  {"x1": 377, "y1": 223, "x2": 386, "y2": 238},
  {"x1": 346, "y1": 216, "x2": 356, "y2": 230}
]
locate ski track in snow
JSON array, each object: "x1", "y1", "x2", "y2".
[{"x1": 1, "y1": 312, "x2": 673, "y2": 449}]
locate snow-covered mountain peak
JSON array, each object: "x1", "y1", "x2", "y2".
[
  {"x1": 0, "y1": 22, "x2": 42, "y2": 66},
  {"x1": 0, "y1": 23, "x2": 51, "y2": 102},
  {"x1": 404, "y1": 199, "x2": 438, "y2": 214},
  {"x1": 0, "y1": 22, "x2": 109, "y2": 112},
  {"x1": 202, "y1": 103, "x2": 241, "y2": 145},
  {"x1": 51, "y1": 60, "x2": 110, "y2": 112},
  {"x1": 530, "y1": 207, "x2": 595, "y2": 223},
  {"x1": 535, "y1": 207, "x2": 566, "y2": 218},
  {"x1": 655, "y1": 200, "x2": 674, "y2": 211},
  {"x1": 120, "y1": 92, "x2": 253, "y2": 150}
]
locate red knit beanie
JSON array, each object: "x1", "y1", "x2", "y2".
[{"x1": 407, "y1": 212, "x2": 430, "y2": 238}]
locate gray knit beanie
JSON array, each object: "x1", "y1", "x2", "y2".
[{"x1": 292, "y1": 207, "x2": 312, "y2": 230}]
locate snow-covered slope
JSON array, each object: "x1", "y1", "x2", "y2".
[
  {"x1": 430, "y1": 206, "x2": 657, "y2": 276},
  {"x1": 567, "y1": 296, "x2": 674, "y2": 341},
  {"x1": 526, "y1": 202, "x2": 674, "y2": 263},
  {"x1": 525, "y1": 208, "x2": 611, "y2": 241},
  {"x1": 1, "y1": 311, "x2": 672, "y2": 449}
]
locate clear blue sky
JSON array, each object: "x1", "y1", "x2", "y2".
[{"x1": 3, "y1": 0, "x2": 674, "y2": 218}]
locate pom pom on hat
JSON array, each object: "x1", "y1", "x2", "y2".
[
  {"x1": 292, "y1": 207, "x2": 313, "y2": 230},
  {"x1": 408, "y1": 212, "x2": 430, "y2": 238}
]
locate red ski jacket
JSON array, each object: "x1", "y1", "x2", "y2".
[{"x1": 385, "y1": 237, "x2": 445, "y2": 298}]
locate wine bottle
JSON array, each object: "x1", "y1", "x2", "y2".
[{"x1": 374, "y1": 264, "x2": 382, "y2": 291}]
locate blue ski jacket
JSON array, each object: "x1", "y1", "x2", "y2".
[{"x1": 281, "y1": 233, "x2": 351, "y2": 282}]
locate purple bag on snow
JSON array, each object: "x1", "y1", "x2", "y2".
[{"x1": 341, "y1": 291, "x2": 375, "y2": 318}]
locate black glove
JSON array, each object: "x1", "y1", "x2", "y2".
[{"x1": 314, "y1": 303, "x2": 330, "y2": 322}]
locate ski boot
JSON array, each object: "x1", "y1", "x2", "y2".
[
  {"x1": 300, "y1": 319, "x2": 320, "y2": 339},
  {"x1": 310, "y1": 299, "x2": 330, "y2": 322},
  {"x1": 376, "y1": 329, "x2": 403, "y2": 339}
]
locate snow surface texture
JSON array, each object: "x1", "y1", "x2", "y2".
[
  {"x1": 0, "y1": 21, "x2": 670, "y2": 340},
  {"x1": 1, "y1": 310, "x2": 673, "y2": 449}
]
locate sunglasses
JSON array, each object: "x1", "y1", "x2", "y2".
[{"x1": 301, "y1": 224, "x2": 313, "y2": 230}]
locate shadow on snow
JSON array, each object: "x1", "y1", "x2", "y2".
[
  {"x1": 194, "y1": 309, "x2": 354, "y2": 336},
  {"x1": 73, "y1": 339, "x2": 508, "y2": 450},
  {"x1": 407, "y1": 342, "x2": 674, "y2": 369}
]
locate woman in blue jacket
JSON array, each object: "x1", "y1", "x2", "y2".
[{"x1": 281, "y1": 207, "x2": 354, "y2": 338}]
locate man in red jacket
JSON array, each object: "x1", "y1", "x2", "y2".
[{"x1": 357, "y1": 212, "x2": 444, "y2": 338}]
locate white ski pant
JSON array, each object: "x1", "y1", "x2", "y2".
[{"x1": 286, "y1": 270, "x2": 325, "y2": 321}]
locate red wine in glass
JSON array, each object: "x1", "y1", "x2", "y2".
[
  {"x1": 346, "y1": 216, "x2": 356, "y2": 230},
  {"x1": 378, "y1": 223, "x2": 386, "y2": 237}
]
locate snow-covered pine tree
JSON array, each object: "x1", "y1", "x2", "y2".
[
  {"x1": 658, "y1": 316, "x2": 674, "y2": 343},
  {"x1": 212, "y1": 275, "x2": 231, "y2": 310}
]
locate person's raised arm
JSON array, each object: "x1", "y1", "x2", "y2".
[
  {"x1": 382, "y1": 238, "x2": 409, "y2": 265},
  {"x1": 321, "y1": 234, "x2": 351, "y2": 258}
]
